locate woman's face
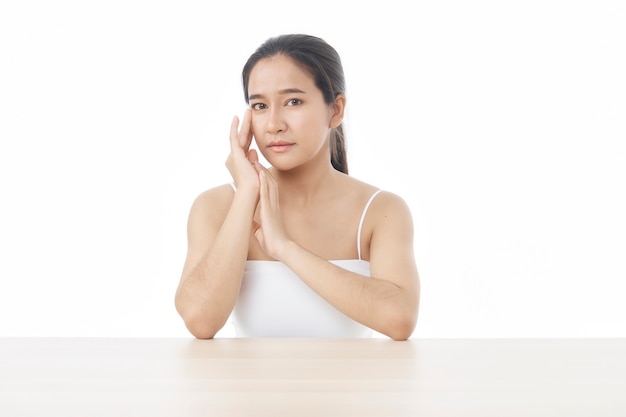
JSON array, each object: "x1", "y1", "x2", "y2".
[{"x1": 247, "y1": 55, "x2": 338, "y2": 171}]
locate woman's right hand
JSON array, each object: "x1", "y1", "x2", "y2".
[{"x1": 225, "y1": 109, "x2": 260, "y2": 195}]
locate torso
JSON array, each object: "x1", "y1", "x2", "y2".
[
  {"x1": 233, "y1": 259, "x2": 374, "y2": 338},
  {"x1": 231, "y1": 177, "x2": 383, "y2": 338}
]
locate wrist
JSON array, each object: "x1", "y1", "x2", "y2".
[
  {"x1": 231, "y1": 186, "x2": 258, "y2": 211},
  {"x1": 275, "y1": 239, "x2": 300, "y2": 263},
  {"x1": 232, "y1": 180, "x2": 258, "y2": 197}
]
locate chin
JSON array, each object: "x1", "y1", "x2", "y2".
[
  {"x1": 269, "y1": 163, "x2": 297, "y2": 172},
  {"x1": 265, "y1": 157, "x2": 300, "y2": 172}
]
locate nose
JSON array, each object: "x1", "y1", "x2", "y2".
[{"x1": 266, "y1": 107, "x2": 286, "y2": 134}]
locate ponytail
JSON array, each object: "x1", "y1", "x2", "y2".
[{"x1": 330, "y1": 124, "x2": 348, "y2": 174}]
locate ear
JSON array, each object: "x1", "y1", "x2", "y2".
[{"x1": 329, "y1": 94, "x2": 346, "y2": 129}]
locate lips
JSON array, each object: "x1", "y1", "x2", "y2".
[{"x1": 267, "y1": 140, "x2": 294, "y2": 153}]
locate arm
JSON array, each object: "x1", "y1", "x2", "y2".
[
  {"x1": 255, "y1": 172, "x2": 420, "y2": 340},
  {"x1": 283, "y1": 195, "x2": 419, "y2": 340},
  {"x1": 175, "y1": 111, "x2": 260, "y2": 339},
  {"x1": 174, "y1": 187, "x2": 257, "y2": 339}
]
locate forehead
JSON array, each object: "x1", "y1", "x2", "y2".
[{"x1": 248, "y1": 55, "x2": 316, "y2": 94}]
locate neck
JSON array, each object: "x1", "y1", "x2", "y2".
[{"x1": 270, "y1": 162, "x2": 342, "y2": 206}]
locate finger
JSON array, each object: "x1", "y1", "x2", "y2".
[
  {"x1": 247, "y1": 149, "x2": 259, "y2": 165},
  {"x1": 259, "y1": 170, "x2": 275, "y2": 216},
  {"x1": 253, "y1": 221, "x2": 264, "y2": 248},
  {"x1": 229, "y1": 115, "x2": 241, "y2": 152},
  {"x1": 239, "y1": 109, "x2": 253, "y2": 150},
  {"x1": 258, "y1": 170, "x2": 268, "y2": 203},
  {"x1": 266, "y1": 170, "x2": 279, "y2": 208},
  {"x1": 251, "y1": 220, "x2": 261, "y2": 234},
  {"x1": 258, "y1": 169, "x2": 277, "y2": 210},
  {"x1": 252, "y1": 157, "x2": 271, "y2": 176}
]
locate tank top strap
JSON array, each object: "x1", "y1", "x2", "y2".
[
  {"x1": 229, "y1": 182, "x2": 236, "y2": 192},
  {"x1": 357, "y1": 189, "x2": 383, "y2": 260}
]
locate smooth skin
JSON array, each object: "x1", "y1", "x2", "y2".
[{"x1": 175, "y1": 55, "x2": 420, "y2": 340}]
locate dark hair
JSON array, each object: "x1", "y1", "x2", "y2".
[{"x1": 242, "y1": 34, "x2": 348, "y2": 174}]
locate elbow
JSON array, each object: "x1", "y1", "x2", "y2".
[
  {"x1": 175, "y1": 299, "x2": 223, "y2": 340},
  {"x1": 190, "y1": 327, "x2": 217, "y2": 340},
  {"x1": 387, "y1": 317, "x2": 416, "y2": 341},
  {"x1": 382, "y1": 305, "x2": 418, "y2": 341},
  {"x1": 182, "y1": 313, "x2": 222, "y2": 339},
  {"x1": 387, "y1": 287, "x2": 420, "y2": 341}
]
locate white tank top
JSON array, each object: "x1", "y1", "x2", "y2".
[{"x1": 230, "y1": 186, "x2": 383, "y2": 338}]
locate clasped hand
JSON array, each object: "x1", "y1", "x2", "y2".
[{"x1": 225, "y1": 110, "x2": 290, "y2": 260}]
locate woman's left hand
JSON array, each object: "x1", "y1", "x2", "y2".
[{"x1": 252, "y1": 167, "x2": 291, "y2": 260}]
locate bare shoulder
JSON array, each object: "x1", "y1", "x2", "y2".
[
  {"x1": 373, "y1": 189, "x2": 412, "y2": 215},
  {"x1": 190, "y1": 183, "x2": 234, "y2": 210},
  {"x1": 340, "y1": 174, "x2": 413, "y2": 233},
  {"x1": 342, "y1": 175, "x2": 413, "y2": 221},
  {"x1": 369, "y1": 189, "x2": 414, "y2": 232},
  {"x1": 187, "y1": 183, "x2": 235, "y2": 230}
]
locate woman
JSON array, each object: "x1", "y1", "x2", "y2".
[{"x1": 175, "y1": 34, "x2": 420, "y2": 340}]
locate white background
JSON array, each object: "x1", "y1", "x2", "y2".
[{"x1": 1, "y1": 0, "x2": 624, "y2": 338}]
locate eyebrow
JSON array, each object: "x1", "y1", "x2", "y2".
[{"x1": 248, "y1": 88, "x2": 306, "y2": 101}]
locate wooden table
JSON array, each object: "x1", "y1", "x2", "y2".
[{"x1": 1, "y1": 337, "x2": 625, "y2": 416}]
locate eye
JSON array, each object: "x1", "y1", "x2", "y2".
[
  {"x1": 251, "y1": 102, "x2": 266, "y2": 110},
  {"x1": 286, "y1": 98, "x2": 302, "y2": 106}
]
